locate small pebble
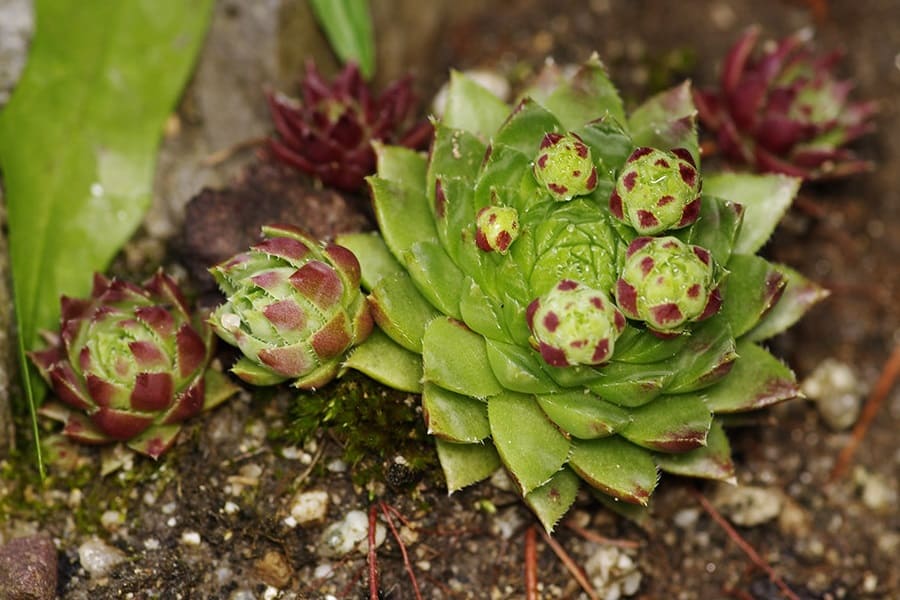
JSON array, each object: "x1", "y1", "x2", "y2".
[
  {"x1": 78, "y1": 537, "x2": 126, "y2": 578},
  {"x1": 100, "y1": 510, "x2": 124, "y2": 532},
  {"x1": 180, "y1": 531, "x2": 201, "y2": 546},
  {"x1": 583, "y1": 544, "x2": 642, "y2": 600},
  {"x1": 289, "y1": 490, "x2": 329, "y2": 526},
  {"x1": 801, "y1": 359, "x2": 864, "y2": 430},
  {"x1": 326, "y1": 458, "x2": 346, "y2": 473},
  {"x1": 254, "y1": 550, "x2": 292, "y2": 588},
  {"x1": 712, "y1": 484, "x2": 783, "y2": 526},
  {"x1": 318, "y1": 510, "x2": 385, "y2": 557}
]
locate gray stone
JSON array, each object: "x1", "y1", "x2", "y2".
[{"x1": 0, "y1": 533, "x2": 58, "y2": 600}]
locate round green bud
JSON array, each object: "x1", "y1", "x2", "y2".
[
  {"x1": 533, "y1": 132, "x2": 599, "y2": 201},
  {"x1": 526, "y1": 280, "x2": 626, "y2": 367},
  {"x1": 609, "y1": 147, "x2": 701, "y2": 235},
  {"x1": 475, "y1": 205, "x2": 520, "y2": 254},
  {"x1": 615, "y1": 236, "x2": 722, "y2": 335}
]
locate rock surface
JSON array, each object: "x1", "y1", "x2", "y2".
[{"x1": 0, "y1": 533, "x2": 58, "y2": 600}]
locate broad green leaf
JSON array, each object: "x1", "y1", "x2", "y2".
[
  {"x1": 423, "y1": 317, "x2": 502, "y2": 398},
  {"x1": 374, "y1": 142, "x2": 427, "y2": 190},
  {"x1": 676, "y1": 195, "x2": 744, "y2": 267},
  {"x1": 370, "y1": 176, "x2": 438, "y2": 262},
  {"x1": 664, "y1": 321, "x2": 738, "y2": 394},
  {"x1": 744, "y1": 264, "x2": 829, "y2": 342},
  {"x1": 719, "y1": 255, "x2": 787, "y2": 338},
  {"x1": 459, "y1": 279, "x2": 509, "y2": 342},
  {"x1": 570, "y1": 437, "x2": 659, "y2": 505},
  {"x1": 540, "y1": 56, "x2": 626, "y2": 130},
  {"x1": 627, "y1": 81, "x2": 699, "y2": 166},
  {"x1": 334, "y1": 232, "x2": 403, "y2": 290},
  {"x1": 613, "y1": 325, "x2": 688, "y2": 364},
  {"x1": 488, "y1": 391, "x2": 571, "y2": 495},
  {"x1": 308, "y1": 0, "x2": 375, "y2": 79},
  {"x1": 703, "y1": 340, "x2": 799, "y2": 413},
  {"x1": 655, "y1": 420, "x2": 735, "y2": 481},
  {"x1": 369, "y1": 271, "x2": 439, "y2": 352},
  {"x1": 344, "y1": 328, "x2": 423, "y2": 392},
  {"x1": 485, "y1": 339, "x2": 559, "y2": 394},
  {"x1": 620, "y1": 394, "x2": 712, "y2": 452},
  {"x1": 493, "y1": 98, "x2": 562, "y2": 157},
  {"x1": 442, "y1": 70, "x2": 510, "y2": 138},
  {"x1": 0, "y1": 0, "x2": 214, "y2": 472},
  {"x1": 428, "y1": 124, "x2": 486, "y2": 190},
  {"x1": 436, "y1": 439, "x2": 501, "y2": 493},
  {"x1": 525, "y1": 468, "x2": 581, "y2": 532},
  {"x1": 536, "y1": 390, "x2": 631, "y2": 439},
  {"x1": 703, "y1": 172, "x2": 800, "y2": 255},
  {"x1": 422, "y1": 383, "x2": 490, "y2": 443},
  {"x1": 573, "y1": 118, "x2": 634, "y2": 178},
  {"x1": 474, "y1": 144, "x2": 532, "y2": 211},
  {"x1": 585, "y1": 362, "x2": 669, "y2": 407},
  {"x1": 403, "y1": 241, "x2": 465, "y2": 319}
]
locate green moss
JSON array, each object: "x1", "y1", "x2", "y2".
[{"x1": 276, "y1": 371, "x2": 439, "y2": 487}]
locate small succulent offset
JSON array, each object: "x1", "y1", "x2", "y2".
[
  {"x1": 695, "y1": 26, "x2": 877, "y2": 180},
  {"x1": 209, "y1": 224, "x2": 373, "y2": 390},
  {"x1": 267, "y1": 60, "x2": 433, "y2": 192},
  {"x1": 30, "y1": 272, "x2": 235, "y2": 459},
  {"x1": 338, "y1": 57, "x2": 827, "y2": 530}
]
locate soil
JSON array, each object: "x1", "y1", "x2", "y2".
[{"x1": 1, "y1": 0, "x2": 898, "y2": 599}]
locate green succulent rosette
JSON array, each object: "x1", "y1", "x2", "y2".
[{"x1": 338, "y1": 58, "x2": 827, "y2": 531}]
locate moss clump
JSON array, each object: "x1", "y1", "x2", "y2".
[{"x1": 277, "y1": 371, "x2": 438, "y2": 487}]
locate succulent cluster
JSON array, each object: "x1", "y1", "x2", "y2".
[
  {"x1": 267, "y1": 61, "x2": 433, "y2": 192},
  {"x1": 208, "y1": 224, "x2": 373, "y2": 390},
  {"x1": 336, "y1": 59, "x2": 826, "y2": 530},
  {"x1": 30, "y1": 272, "x2": 233, "y2": 458},
  {"x1": 695, "y1": 27, "x2": 877, "y2": 180}
]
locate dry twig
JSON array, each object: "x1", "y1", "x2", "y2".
[
  {"x1": 691, "y1": 488, "x2": 800, "y2": 600},
  {"x1": 564, "y1": 520, "x2": 642, "y2": 549},
  {"x1": 539, "y1": 527, "x2": 599, "y2": 600},
  {"x1": 380, "y1": 502, "x2": 423, "y2": 600},
  {"x1": 524, "y1": 526, "x2": 538, "y2": 600},
  {"x1": 829, "y1": 342, "x2": 900, "y2": 482}
]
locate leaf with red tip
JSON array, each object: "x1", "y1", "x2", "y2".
[
  {"x1": 176, "y1": 324, "x2": 208, "y2": 378},
  {"x1": 704, "y1": 340, "x2": 799, "y2": 413},
  {"x1": 525, "y1": 468, "x2": 581, "y2": 533},
  {"x1": 655, "y1": 420, "x2": 735, "y2": 481},
  {"x1": 435, "y1": 438, "x2": 501, "y2": 493},
  {"x1": 134, "y1": 305, "x2": 175, "y2": 339},
  {"x1": 258, "y1": 344, "x2": 313, "y2": 378},
  {"x1": 128, "y1": 424, "x2": 182, "y2": 459},
  {"x1": 488, "y1": 391, "x2": 571, "y2": 495},
  {"x1": 628, "y1": 81, "x2": 700, "y2": 167},
  {"x1": 745, "y1": 264, "x2": 829, "y2": 342},
  {"x1": 536, "y1": 390, "x2": 631, "y2": 439},
  {"x1": 62, "y1": 412, "x2": 111, "y2": 445},
  {"x1": 311, "y1": 313, "x2": 352, "y2": 360},
  {"x1": 620, "y1": 394, "x2": 712, "y2": 452},
  {"x1": 324, "y1": 243, "x2": 362, "y2": 288},
  {"x1": 91, "y1": 407, "x2": 154, "y2": 441},
  {"x1": 130, "y1": 372, "x2": 174, "y2": 411},
  {"x1": 569, "y1": 437, "x2": 659, "y2": 505},
  {"x1": 289, "y1": 261, "x2": 344, "y2": 310},
  {"x1": 718, "y1": 255, "x2": 787, "y2": 337},
  {"x1": 161, "y1": 379, "x2": 206, "y2": 424}
]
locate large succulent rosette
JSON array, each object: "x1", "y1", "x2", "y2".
[
  {"x1": 30, "y1": 271, "x2": 233, "y2": 459},
  {"x1": 267, "y1": 61, "x2": 433, "y2": 192},
  {"x1": 209, "y1": 224, "x2": 373, "y2": 390},
  {"x1": 695, "y1": 27, "x2": 877, "y2": 180},
  {"x1": 338, "y1": 59, "x2": 827, "y2": 530}
]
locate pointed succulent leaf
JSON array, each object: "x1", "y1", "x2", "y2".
[
  {"x1": 655, "y1": 420, "x2": 735, "y2": 481},
  {"x1": 539, "y1": 56, "x2": 626, "y2": 129},
  {"x1": 436, "y1": 438, "x2": 501, "y2": 493},
  {"x1": 744, "y1": 264, "x2": 829, "y2": 342},
  {"x1": 369, "y1": 271, "x2": 440, "y2": 352},
  {"x1": 423, "y1": 317, "x2": 502, "y2": 398},
  {"x1": 403, "y1": 241, "x2": 465, "y2": 319},
  {"x1": 370, "y1": 177, "x2": 438, "y2": 263},
  {"x1": 525, "y1": 468, "x2": 581, "y2": 532},
  {"x1": 536, "y1": 390, "x2": 631, "y2": 439},
  {"x1": 423, "y1": 383, "x2": 490, "y2": 442},
  {"x1": 493, "y1": 98, "x2": 563, "y2": 156},
  {"x1": 703, "y1": 173, "x2": 800, "y2": 255},
  {"x1": 704, "y1": 340, "x2": 799, "y2": 413},
  {"x1": 717, "y1": 254, "x2": 787, "y2": 337},
  {"x1": 585, "y1": 362, "x2": 669, "y2": 408},
  {"x1": 443, "y1": 70, "x2": 510, "y2": 138},
  {"x1": 374, "y1": 142, "x2": 428, "y2": 191},
  {"x1": 573, "y1": 118, "x2": 635, "y2": 179},
  {"x1": 485, "y1": 339, "x2": 560, "y2": 394},
  {"x1": 676, "y1": 195, "x2": 744, "y2": 266},
  {"x1": 334, "y1": 232, "x2": 404, "y2": 291},
  {"x1": 613, "y1": 326, "x2": 688, "y2": 364},
  {"x1": 127, "y1": 424, "x2": 182, "y2": 460},
  {"x1": 428, "y1": 124, "x2": 487, "y2": 194},
  {"x1": 459, "y1": 279, "x2": 511, "y2": 342},
  {"x1": 488, "y1": 391, "x2": 571, "y2": 495},
  {"x1": 620, "y1": 394, "x2": 712, "y2": 452},
  {"x1": 569, "y1": 437, "x2": 659, "y2": 505},
  {"x1": 343, "y1": 328, "x2": 423, "y2": 393},
  {"x1": 664, "y1": 321, "x2": 738, "y2": 393},
  {"x1": 628, "y1": 81, "x2": 700, "y2": 166}
]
